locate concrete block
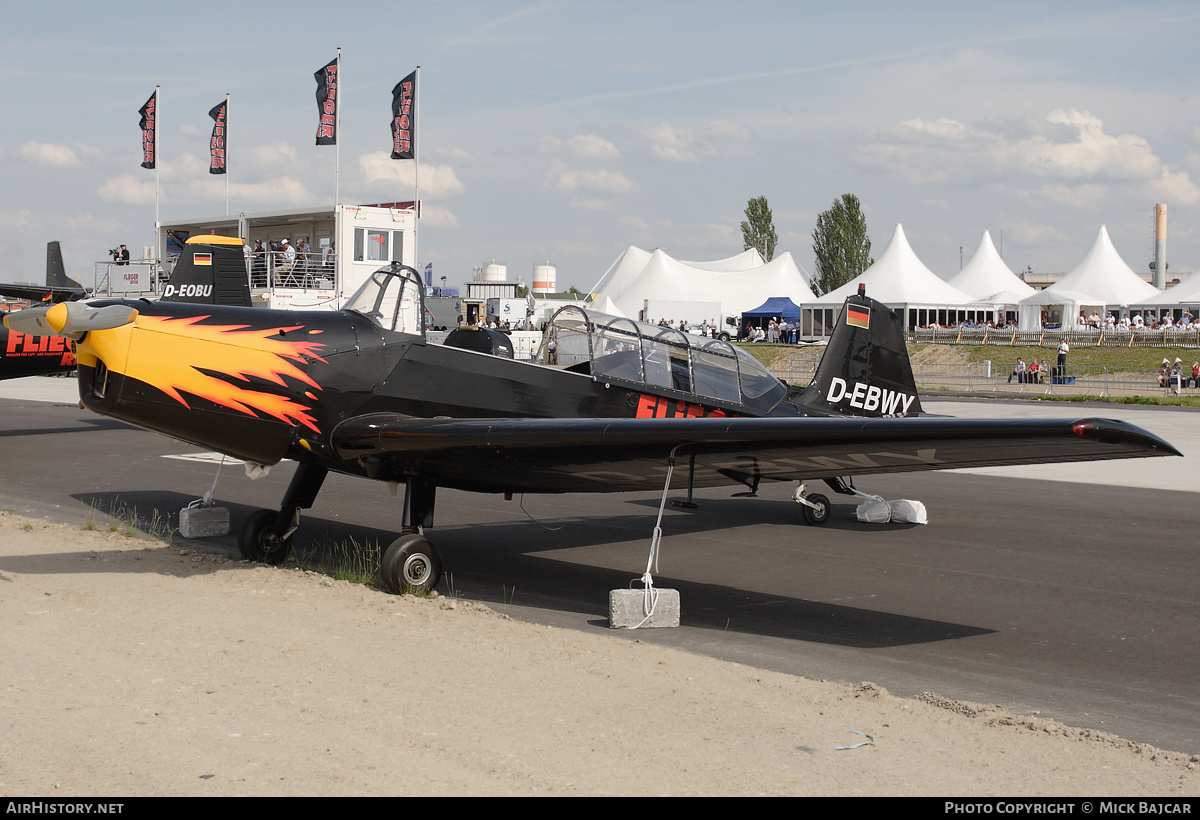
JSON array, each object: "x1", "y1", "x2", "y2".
[
  {"x1": 609, "y1": 587, "x2": 680, "y2": 628},
  {"x1": 179, "y1": 506, "x2": 230, "y2": 539}
]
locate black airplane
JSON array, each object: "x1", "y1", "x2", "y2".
[
  {"x1": 0, "y1": 242, "x2": 88, "y2": 378},
  {"x1": 5, "y1": 262, "x2": 1180, "y2": 594},
  {"x1": 0, "y1": 236, "x2": 250, "y2": 381}
]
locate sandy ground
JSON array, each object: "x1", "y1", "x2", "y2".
[{"x1": 1, "y1": 511, "x2": 1197, "y2": 797}]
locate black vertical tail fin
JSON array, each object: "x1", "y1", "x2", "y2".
[
  {"x1": 161, "y1": 235, "x2": 251, "y2": 307},
  {"x1": 45, "y1": 241, "x2": 73, "y2": 289},
  {"x1": 796, "y1": 286, "x2": 922, "y2": 417}
]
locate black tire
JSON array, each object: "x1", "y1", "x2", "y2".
[
  {"x1": 801, "y1": 493, "x2": 831, "y2": 526},
  {"x1": 717, "y1": 332, "x2": 731, "y2": 342},
  {"x1": 238, "y1": 509, "x2": 292, "y2": 564},
  {"x1": 380, "y1": 533, "x2": 442, "y2": 594}
]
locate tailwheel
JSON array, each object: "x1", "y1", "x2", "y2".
[
  {"x1": 238, "y1": 509, "x2": 293, "y2": 564},
  {"x1": 800, "y1": 493, "x2": 831, "y2": 526},
  {"x1": 380, "y1": 533, "x2": 442, "y2": 594}
]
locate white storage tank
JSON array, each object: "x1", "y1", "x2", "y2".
[
  {"x1": 532, "y1": 262, "x2": 556, "y2": 294},
  {"x1": 478, "y1": 260, "x2": 507, "y2": 283}
]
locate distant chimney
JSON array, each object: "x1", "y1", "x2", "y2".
[{"x1": 1154, "y1": 204, "x2": 1167, "y2": 290}]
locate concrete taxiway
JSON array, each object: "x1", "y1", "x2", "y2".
[{"x1": 1, "y1": 377, "x2": 1196, "y2": 753}]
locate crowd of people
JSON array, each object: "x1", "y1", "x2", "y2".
[
  {"x1": 1158, "y1": 358, "x2": 1200, "y2": 393},
  {"x1": 1080, "y1": 310, "x2": 1197, "y2": 331},
  {"x1": 245, "y1": 238, "x2": 336, "y2": 287}
]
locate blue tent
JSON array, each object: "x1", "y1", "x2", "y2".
[{"x1": 742, "y1": 297, "x2": 802, "y2": 320}]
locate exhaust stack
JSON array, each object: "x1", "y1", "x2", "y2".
[{"x1": 1154, "y1": 204, "x2": 1167, "y2": 289}]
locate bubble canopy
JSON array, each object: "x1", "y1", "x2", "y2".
[{"x1": 538, "y1": 306, "x2": 787, "y2": 412}]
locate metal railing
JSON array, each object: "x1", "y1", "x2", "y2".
[
  {"x1": 248, "y1": 252, "x2": 338, "y2": 291},
  {"x1": 908, "y1": 326, "x2": 1200, "y2": 349},
  {"x1": 908, "y1": 363, "x2": 1200, "y2": 397},
  {"x1": 761, "y1": 355, "x2": 1200, "y2": 397}
]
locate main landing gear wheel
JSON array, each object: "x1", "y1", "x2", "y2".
[
  {"x1": 380, "y1": 533, "x2": 443, "y2": 595},
  {"x1": 238, "y1": 509, "x2": 293, "y2": 564},
  {"x1": 801, "y1": 493, "x2": 831, "y2": 526}
]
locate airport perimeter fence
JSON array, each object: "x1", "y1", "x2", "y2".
[
  {"x1": 907, "y1": 326, "x2": 1200, "y2": 349},
  {"x1": 761, "y1": 355, "x2": 1199, "y2": 397}
]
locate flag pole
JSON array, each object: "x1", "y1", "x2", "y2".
[
  {"x1": 224, "y1": 93, "x2": 230, "y2": 216},
  {"x1": 334, "y1": 47, "x2": 341, "y2": 302},
  {"x1": 154, "y1": 85, "x2": 160, "y2": 271},
  {"x1": 334, "y1": 47, "x2": 341, "y2": 212},
  {"x1": 414, "y1": 65, "x2": 420, "y2": 271}
]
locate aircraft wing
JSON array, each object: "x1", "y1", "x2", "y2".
[{"x1": 331, "y1": 414, "x2": 1180, "y2": 494}]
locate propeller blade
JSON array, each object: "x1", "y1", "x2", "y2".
[{"x1": 2, "y1": 302, "x2": 137, "y2": 339}]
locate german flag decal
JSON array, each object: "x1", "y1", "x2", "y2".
[
  {"x1": 194, "y1": 253, "x2": 213, "y2": 266},
  {"x1": 846, "y1": 306, "x2": 870, "y2": 328}
]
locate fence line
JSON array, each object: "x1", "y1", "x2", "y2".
[
  {"x1": 908, "y1": 326, "x2": 1200, "y2": 349},
  {"x1": 765, "y1": 359, "x2": 1199, "y2": 397}
]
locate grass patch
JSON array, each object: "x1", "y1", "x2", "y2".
[
  {"x1": 81, "y1": 499, "x2": 175, "y2": 543},
  {"x1": 733, "y1": 342, "x2": 789, "y2": 369},
  {"x1": 1027, "y1": 393, "x2": 1200, "y2": 407},
  {"x1": 299, "y1": 534, "x2": 386, "y2": 588}
]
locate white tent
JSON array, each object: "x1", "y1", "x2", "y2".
[
  {"x1": 947, "y1": 230, "x2": 1034, "y2": 305},
  {"x1": 1017, "y1": 287, "x2": 1105, "y2": 332},
  {"x1": 588, "y1": 246, "x2": 815, "y2": 321},
  {"x1": 679, "y1": 248, "x2": 765, "y2": 271},
  {"x1": 586, "y1": 245, "x2": 653, "y2": 302},
  {"x1": 801, "y1": 224, "x2": 980, "y2": 337},
  {"x1": 1039, "y1": 226, "x2": 1159, "y2": 319},
  {"x1": 1133, "y1": 272, "x2": 1200, "y2": 307},
  {"x1": 808, "y1": 224, "x2": 975, "y2": 305}
]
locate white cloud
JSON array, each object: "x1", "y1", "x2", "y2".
[
  {"x1": 358, "y1": 152, "x2": 464, "y2": 197},
  {"x1": 225, "y1": 178, "x2": 314, "y2": 205},
  {"x1": 417, "y1": 203, "x2": 459, "y2": 228},
  {"x1": 244, "y1": 142, "x2": 299, "y2": 170},
  {"x1": 553, "y1": 168, "x2": 632, "y2": 195},
  {"x1": 853, "y1": 109, "x2": 1200, "y2": 204},
  {"x1": 636, "y1": 120, "x2": 750, "y2": 163},
  {"x1": 536, "y1": 134, "x2": 621, "y2": 161},
  {"x1": 19, "y1": 142, "x2": 81, "y2": 168},
  {"x1": 96, "y1": 174, "x2": 156, "y2": 205}
]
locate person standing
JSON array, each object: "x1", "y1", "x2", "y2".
[{"x1": 1057, "y1": 337, "x2": 1069, "y2": 379}]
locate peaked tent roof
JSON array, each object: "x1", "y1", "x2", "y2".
[
  {"x1": 680, "y1": 248, "x2": 765, "y2": 271},
  {"x1": 589, "y1": 246, "x2": 815, "y2": 318},
  {"x1": 586, "y1": 245, "x2": 653, "y2": 301},
  {"x1": 1133, "y1": 272, "x2": 1200, "y2": 306},
  {"x1": 809, "y1": 224, "x2": 975, "y2": 305},
  {"x1": 1043, "y1": 225, "x2": 1159, "y2": 305},
  {"x1": 947, "y1": 230, "x2": 1035, "y2": 304}
]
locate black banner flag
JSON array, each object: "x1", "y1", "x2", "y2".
[
  {"x1": 314, "y1": 58, "x2": 338, "y2": 145},
  {"x1": 390, "y1": 71, "x2": 416, "y2": 160},
  {"x1": 139, "y1": 90, "x2": 157, "y2": 169},
  {"x1": 208, "y1": 100, "x2": 227, "y2": 175}
]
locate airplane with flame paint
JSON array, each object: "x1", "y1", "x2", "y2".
[{"x1": 4, "y1": 262, "x2": 1180, "y2": 594}]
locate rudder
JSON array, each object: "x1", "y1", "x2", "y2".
[{"x1": 797, "y1": 286, "x2": 922, "y2": 417}]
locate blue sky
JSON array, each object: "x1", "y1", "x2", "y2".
[{"x1": 3, "y1": 1, "x2": 1199, "y2": 292}]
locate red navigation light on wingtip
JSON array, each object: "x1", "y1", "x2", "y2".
[{"x1": 1072, "y1": 420, "x2": 1096, "y2": 438}]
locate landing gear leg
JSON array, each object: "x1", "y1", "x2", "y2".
[
  {"x1": 670, "y1": 453, "x2": 699, "y2": 509},
  {"x1": 381, "y1": 477, "x2": 443, "y2": 593},
  {"x1": 793, "y1": 482, "x2": 831, "y2": 526},
  {"x1": 238, "y1": 461, "x2": 328, "y2": 563}
]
